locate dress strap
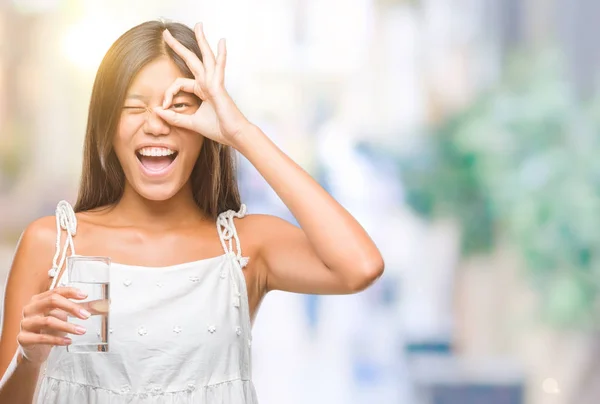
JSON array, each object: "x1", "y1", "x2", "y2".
[
  {"x1": 216, "y1": 204, "x2": 249, "y2": 308},
  {"x1": 216, "y1": 204, "x2": 249, "y2": 268},
  {"x1": 48, "y1": 200, "x2": 78, "y2": 290}
]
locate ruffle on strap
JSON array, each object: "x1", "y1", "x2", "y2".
[
  {"x1": 48, "y1": 200, "x2": 77, "y2": 289},
  {"x1": 216, "y1": 205, "x2": 250, "y2": 307}
]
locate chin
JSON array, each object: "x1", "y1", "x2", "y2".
[{"x1": 134, "y1": 183, "x2": 184, "y2": 202}]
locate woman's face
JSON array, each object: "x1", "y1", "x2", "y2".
[{"x1": 113, "y1": 57, "x2": 202, "y2": 202}]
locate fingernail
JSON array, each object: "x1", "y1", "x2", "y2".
[
  {"x1": 163, "y1": 29, "x2": 171, "y2": 37},
  {"x1": 76, "y1": 290, "x2": 88, "y2": 299},
  {"x1": 79, "y1": 309, "x2": 91, "y2": 319},
  {"x1": 63, "y1": 337, "x2": 72, "y2": 345},
  {"x1": 74, "y1": 326, "x2": 87, "y2": 335}
]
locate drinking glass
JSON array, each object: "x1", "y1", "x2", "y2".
[{"x1": 66, "y1": 256, "x2": 111, "y2": 353}]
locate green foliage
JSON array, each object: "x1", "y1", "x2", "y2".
[{"x1": 400, "y1": 50, "x2": 600, "y2": 328}]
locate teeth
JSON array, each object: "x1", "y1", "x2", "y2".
[{"x1": 138, "y1": 147, "x2": 176, "y2": 157}]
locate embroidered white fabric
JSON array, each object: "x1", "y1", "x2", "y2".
[{"x1": 36, "y1": 201, "x2": 257, "y2": 404}]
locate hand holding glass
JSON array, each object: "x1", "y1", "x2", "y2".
[{"x1": 66, "y1": 256, "x2": 111, "y2": 353}]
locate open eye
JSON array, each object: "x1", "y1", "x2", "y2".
[{"x1": 171, "y1": 103, "x2": 190, "y2": 110}]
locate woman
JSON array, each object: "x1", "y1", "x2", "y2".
[{"x1": 0, "y1": 20, "x2": 383, "y2": 403}]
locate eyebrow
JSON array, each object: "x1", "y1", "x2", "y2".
[
  {"x1": 126, "y1": 91, "x2": 194, "y2": 101},
  {"x1": 172, "y1": 91, "x2": 195, "y2": 99},
  {"x1": 125, "y1": 94, "x2": 150, "y2": 101}
]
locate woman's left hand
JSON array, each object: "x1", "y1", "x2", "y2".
[{"x1": 154, "y1": 22, "x2": 252, "y2": 148}]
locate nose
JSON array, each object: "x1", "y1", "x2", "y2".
[{"x1": 143, "y1": 108, "x2": 170, "y2": 136}]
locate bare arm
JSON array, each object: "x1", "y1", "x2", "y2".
[
  {"x1": 0, "y1": 352, "x2": 42, "y2": 404},
  {"x1": 0, "y1": 217, "x2": 87, "y2": 403},
  {"x1": 237, "y1": 127, "x2": 384, "y2": 294},
  {"x1": 156, "y1": 24, "x2": 384, "y2": 295},
  {"x1": 0, "y1": 219, "x2": 53, "y2": 402}
]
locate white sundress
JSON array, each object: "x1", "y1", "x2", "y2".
[{"x1": 36, "y1": 200, "x2": 258, "y2": 403}]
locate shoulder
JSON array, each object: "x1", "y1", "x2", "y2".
[
  {"x1": 18, "y1": 216, "x2": 57, "y2": 257},
  {"x1": 216, "y1": 208, "x2": 300, "y2": 258},
  {"x1": 231, "y1": 213, "x2": 298, "y2": 250},
  {"x1": 218, "y1": 204, "x2": 293, "y2": 232},
  {"x1": 234, "y1": 213, "x2": 291, "y2": 232},
  {"x1": 9, "y1": 215, "x2": 57, "y2": 289},
  {"x1": 216, "y1": 207, "x2": 295, "y2": 241}
]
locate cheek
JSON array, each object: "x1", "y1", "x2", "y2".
[
  {"x1": 181, "y1": 131, "x2": 205, "y2": 160},
  {"x1": 118, "y1": 114, "x2": 144, "y2": 137},
  {"x1": 113, "y1": 116, "x2": 141, "y2": 163}
]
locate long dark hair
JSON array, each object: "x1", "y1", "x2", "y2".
[{"x1": 74, "y1": 20, "x2": 240, "y2": 218}]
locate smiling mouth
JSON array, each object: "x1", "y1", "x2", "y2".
[{"x1": 135, "y1": 146, "x2": 179, "y2": 173}]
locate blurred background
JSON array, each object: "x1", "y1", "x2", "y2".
[{"x1": 0, "y1": 0, "x2": 598, "y2": 403}]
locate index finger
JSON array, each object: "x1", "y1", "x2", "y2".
[
  {"x1": 32, "y1": 286, "x2": 88, "y2": 302},
  {"x1": 194, "y1": 23, "x2": 216, "y2": 70},
  {"x1": 162, "y1": 29, "x2": 205, "y2": 80},
  {"x1": 24, "y1": 292, "x2": 91, "y2": 320}
]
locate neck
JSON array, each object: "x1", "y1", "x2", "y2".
[{"x1": 111, "y1": 182, "x2": 207, "y2": 228}]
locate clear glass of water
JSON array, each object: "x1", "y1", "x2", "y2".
[{"x1": 66, "y1": 256, "x2": 111, "y2": 353}]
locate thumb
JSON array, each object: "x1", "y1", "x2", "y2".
[{"x1": 153, "y1": 107, "x2": 196, "y2": 131}]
